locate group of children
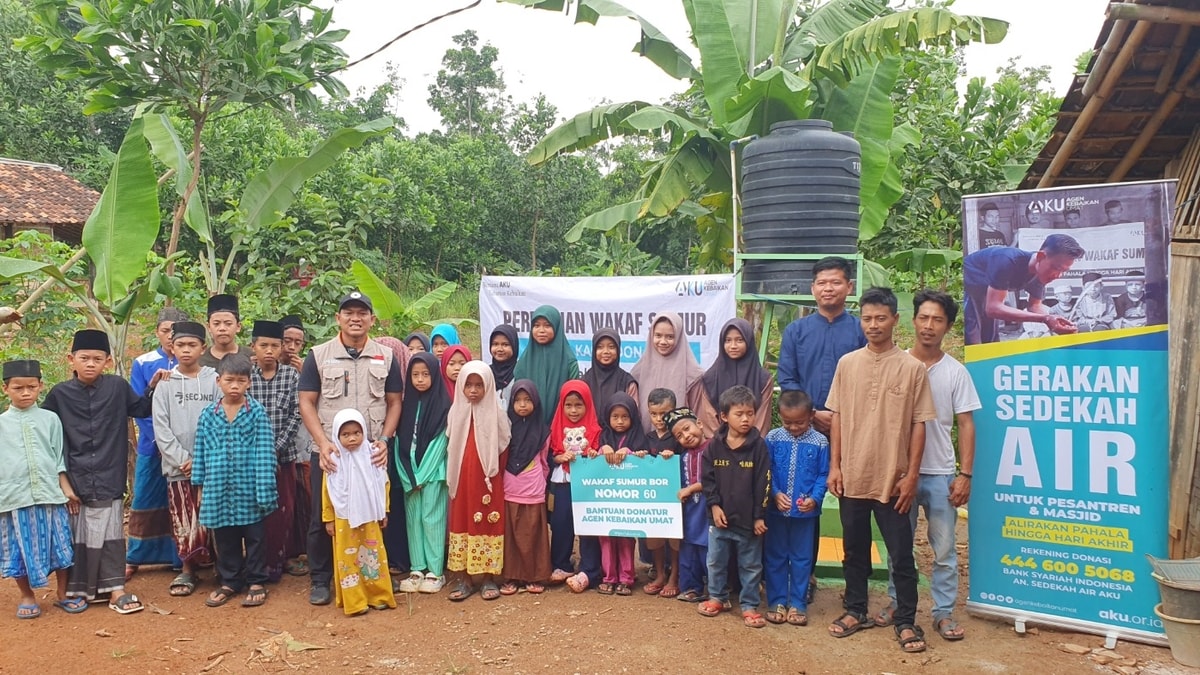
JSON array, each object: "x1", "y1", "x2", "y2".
[{"x1": 1, "y1": 299, "x2": 831, "y2": 631}]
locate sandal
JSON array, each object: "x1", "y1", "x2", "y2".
[
  {"x1": 676, "y1": 590, "x2": 704, "y2": 603},
  {"x1": 658, "y1": 585, "x2": 679, "y2": 599},
  {"x1": 805, "y1": 578, "x2": 816, "y2": 604},
  {"x1": 565, "y1": 572, "x2": 589, "y2": 593},
  {"x1": 643, "y1": 582, "x2": 664, "y2": 595},
  {"x1": 285, "y1": 558, "x2": 310, "y2": 576},
  {"x1": 241, "y1": 585, "x2": 267, "y2": 607},
  {"x1": 448, "y1": 579, "x2": 476, "y2": 602},
  {"x1": 936, "y1": 617, "x2": 965, "y2": 641},
  {"x1": 205, "y1": 586, "x2": 237, "y2": 608},
  {"x1": 125, "y1": 565, "x2": 138, "y2": 582},
  {"x1": 829, "y1": 611, "x2": 872, "y2": 638},
  {"x1": 743, "y1": 610, "x2": 767, "y2": 628},
  {"x1": 597, "y1": 582, "x2": 615, "y2": 595},
  {"x1": 766, "y1": 604, "x2": 787, "y2": 624},
  {"x1": 696, "y1": 599, "x2": 730, "y2": 617},
  {"x1": 108, "y1": 593, "x2": 145, "y2": 615},
  {"x1": 896, "y1": 624, "x2": 927, "y2": 653},
  {"x1": 480, "y1": 581, "x2": 501, "y2": 601},
  {"x1": 873, "y1": 604, "x2": 896, "y2": 627},
  {"x1": 16, "y1": 603, "x2": 41, "y2": 619},
  {"x1": 499, "y1": 582, "x2": 519, "y2": 596},
  {"x1": 549, "y1": 568, "x2": 573, "y2": 584},
  {"x1": 169, "y1": 572, "x2": 196, "y2": 597},
  {"x1": 53, "y1": 597, "x2": 88, "y2": 614},
  {"x1": 786, "y1": 607, "x2": 808, "y2": 626},
  {"x1": 524, "y1": 582, "x2": 545, "y2": 594},
  {"x1": 615, "y1": 584, "x2": 632, "y2": 596}
]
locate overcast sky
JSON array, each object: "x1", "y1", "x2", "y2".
[{"x1": 327, "y1": 0, "x2": 1107, "y2": 133}]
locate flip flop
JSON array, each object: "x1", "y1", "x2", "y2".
[
  {"x1": 16, "y1": 603, "x2": 40, "y2": 619},
  {"x1": 480, "y1": 581, "x2": 501, "y2": 601},
  {"x1": 786, "y1": 607, "x2": 808, "y2": 626},
  {"x1": 53, "y1": 597, "x2": 88, "y2": 614},
  {"x1": 109, "y1": 593, "x2": 145, "y2": 615},
  {"x1": 169, "y1": 572, "x2": 196, "y2": 597},
  {"x1": 499, "y1": 582, "x2": 519, "y2": 596},
  {"x1": 242, "y1": 586, "x2": 267, "y2": 607},
  {"x1": 873, "y1": 604, "x2": 896, "y2": 627},
  {"x1": 696, "y1": 599, "x2": 730, "y2": 617},
  {"x1": 657, "y1": 585, "x2": 680, "y2": 599},
  {"x1": 205, "y1": 586, "x2": 237, "y2": 608},
  {"x1": 643, "y1": 582, "x2": 664, "y2": 595},
  {"x1": 676, "y1": 590, "x2": 704, "y2": 603},
  {"x1": 524, "y1": 583, "x2": 544, "y2": 594},
  {"x1": 829, "y1": 611, "x2": 872, "y2": 638},
  {"x1": 447, "y1": 579, "x2": 476, "y2": 602},
  {"x1": 743, "y1": 610, "x2": 767, "y2": 628},
  {"x1": 936, "y1": 617, "x2": 966, "y2": 641},
  {"x1": 285, "y1": 559, "x2": 310, "y2": 576}
]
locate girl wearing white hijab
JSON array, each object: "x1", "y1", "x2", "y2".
[
  {"x1": 445, "y1": 361, "x2": 512, "y2": 602},
  {"x1": 322, "y1": 409, "x2": 396, "y2": 615}
]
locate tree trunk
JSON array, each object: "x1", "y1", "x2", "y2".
[
  {"x1": 165, "y1": 118, "x2": 206, "y2": 281},
  {"x1": 530, "y1": 208, "x2": 541, "y2": 269}
]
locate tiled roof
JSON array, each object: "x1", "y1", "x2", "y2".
[{"x1": 0, "y1": 158, "x2": 98, "y2": 241}]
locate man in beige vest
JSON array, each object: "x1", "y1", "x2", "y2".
[{"x1": 298, "y1": 291, "x2": 402, "y2": 605}]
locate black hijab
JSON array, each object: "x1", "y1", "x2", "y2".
[
  {"x1": 405, "y1": 331, "x2": 431, "y2": 352},
  {"x1": 702, "y1": 318, "x2": 771, "y2": 406},
  {"x1": 489, "y1": 324, "x2": 520, "y2": 391},
  {"x1": 506, "y1": 379, "x2": 549, "y2": 475},
  {"x1": 395, "y1": 352, "x2": 452, "y2": 487},
  {"x1": 599, "y1": 392, "x2": 649, "y2": 453},
  {"x1": 581, "y1": 328, "x2": 638, "y2": 415}
]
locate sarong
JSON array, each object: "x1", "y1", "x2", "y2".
[
  {"x1": 0, "y1": 504, "x2": 73, "y2": 588},
  {"x1": 263, "y1": 461, "x2": 295, "y2": 579},
  {"x1": 167, "y1": 481, "x2": 212, "y2": 566},
  {"x1": 288, "y1": 461, "x2": 311, "y2": 558},
  {"x1": 67, "y1": 499, "x2": 125, "y2": 600},
  {"x1": 127, "y1": 452, "x2": 180, "y2": 566}
]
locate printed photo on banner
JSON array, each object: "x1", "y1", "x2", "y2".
[
  {"x1": 477, "y1": 275, "x2": 736, "y2": 370},
  {"x1": 961, "y1": 181, "x2": 1172, "y2": 345},
  {"x1": 962, "y1": 179, "x2": 1174, "y2": 645}
]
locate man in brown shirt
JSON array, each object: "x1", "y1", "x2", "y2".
[{"x1": 825, "y1": 287, "x2": 936, "y2": 654}]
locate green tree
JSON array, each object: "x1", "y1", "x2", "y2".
[
  {"x1": 0, "y1": 0, "x2": 123, "y2": 186},
  {"x1": 504, "y1": 0, "x2": 1007, "y2": 268},
  {"x1": 18, "y1": 0, "x2": 352, "y2": 267},
  {"x1": 427, "y1": 30, "x2": 507, "y2": 138}
]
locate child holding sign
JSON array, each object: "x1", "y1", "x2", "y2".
[
  {"x1": 643, "y1": 388, "x2": 682, "y2": 598},
  {"x1": 596, "y1": 393, "x2": 648, "y2": 596},
  {"x1": 547, "y1": 380, "x2": 602, "y2": 592}
]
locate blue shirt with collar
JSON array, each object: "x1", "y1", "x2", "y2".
[{"x1": 776, "y1": 310, "x2": 865, "y2": 409}]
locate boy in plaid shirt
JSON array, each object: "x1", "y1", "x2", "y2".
[
  {"x1": 193, "y1": 353, "x2": 277, "y2": 608},
  {"x1": 248, "y1": 321, "x2": 301, "y2": 581}
]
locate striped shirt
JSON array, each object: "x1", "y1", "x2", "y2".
[
  {"x1": 250, "y1": 365, "x2": 302, "y2": 464},
  {"x1": 192, "y1": 398, "x2": 278, "y2": 528}
]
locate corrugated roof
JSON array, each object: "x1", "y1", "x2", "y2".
[
  {"x1": 0, "y1": 158, "x2": 98, "y2": 243},
  {"x1": 1021, "y1": 1, "x2": 1200, "y2": 188}
]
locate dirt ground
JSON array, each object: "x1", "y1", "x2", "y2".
[{"x1": 1, "y1": 519, "x2": 1193, "y2": 675}]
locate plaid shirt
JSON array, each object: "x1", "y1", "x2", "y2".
[
  {"x1": 192, "y1": 398, "x2": 278, "y2": 528},
  {"x1": 250, "y1": 365, "x2": 302, "y2": 464}
]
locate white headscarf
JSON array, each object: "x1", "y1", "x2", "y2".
[
  {"x1": 325, "y1": 408, "x2": 388, "y2": 528},
  {"x1": 446, "y1": 361, "x2": 512, "y2": 499}
]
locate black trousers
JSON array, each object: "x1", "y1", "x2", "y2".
[
  {"x1": 840, "y1": 496, "x2": 918, "y2": 627},
  {"x1": 213, "y1": 519, "x2": 267, "y2": 591},
  {"x1": 307, "y1": 452, "x2": 332, "y2": 588}
]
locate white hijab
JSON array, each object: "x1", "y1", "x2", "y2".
[
  {"x1": 325, "y1": 408, "x2": 388, "y2": 528},
  {"x1": 446, "y1": 361, "x2": 512, "y2": 499}
]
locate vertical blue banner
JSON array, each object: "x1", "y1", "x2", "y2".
[{"x1": 963, "y1": 180, "x2": 1174, "y2": 646}]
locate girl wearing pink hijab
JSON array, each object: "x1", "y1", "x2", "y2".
[{"x1": 630, "y1": 312, "x2": 704, "y2": 433}]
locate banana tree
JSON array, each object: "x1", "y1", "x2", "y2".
[
  {"x1": 348, "y1": 261, "x2": 476, "y2": 333},
  {"x1": 503, "y1": 0, "x2": 1007, "y2": 268}
]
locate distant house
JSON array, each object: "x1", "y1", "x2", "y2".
[{"x1": 0, "y1": 157, "x2": 98, "y2": 245}]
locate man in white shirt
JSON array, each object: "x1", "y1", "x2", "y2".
[{"x1": 876, "y1": 290, "x2": 981, "y2": 641}]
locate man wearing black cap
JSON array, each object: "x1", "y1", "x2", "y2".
[
  {"x1": 43, "y1": 330, "x2": 165, "y2": 614},
  {"x1": 249, "y1": 320, "x2": 302, "y2": 581},
  {"x1": 298, "y1": 290, "x2": 402, "y2": 605},
  {"x1": 200, "y1": 294, "x2": 245, "y2": 368}
]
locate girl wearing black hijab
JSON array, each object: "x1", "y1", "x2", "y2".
[
  {"x1": 499, "y1": 380, "x2": 552, "y2": 595},
  {"x1": 581, "y1": 328, "x2": 638, "y2": 422},
  {"x1": 488, "y1": 324, "x2": 520, "y2": 408}
]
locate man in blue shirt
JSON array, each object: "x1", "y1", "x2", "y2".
[
  {"x1": 962, "y1": 234, "x2": 1085, "y2": 344},
  {"x1": 777, "y1": 256, "x2": 866, "y2": 603}
]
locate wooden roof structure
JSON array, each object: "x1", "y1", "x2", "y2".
[
  {"x1": 0, "y1": 157, "x2": 98, "y2": 245},
  {"x1": 1021, "y1": 1, "x2": 1200, "y2": 190}
]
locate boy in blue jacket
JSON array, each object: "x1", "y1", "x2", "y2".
[{"x1": 764, "y1": 390, "x2": 828, "y2": 626}]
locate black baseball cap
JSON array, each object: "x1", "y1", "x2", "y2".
[{"x1": 338, "y1": 291, "x2": 373, "y2": 313}]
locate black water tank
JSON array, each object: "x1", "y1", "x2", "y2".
[{"x1": 740, "y1": 120, "x2": 861, "y2": 296}]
